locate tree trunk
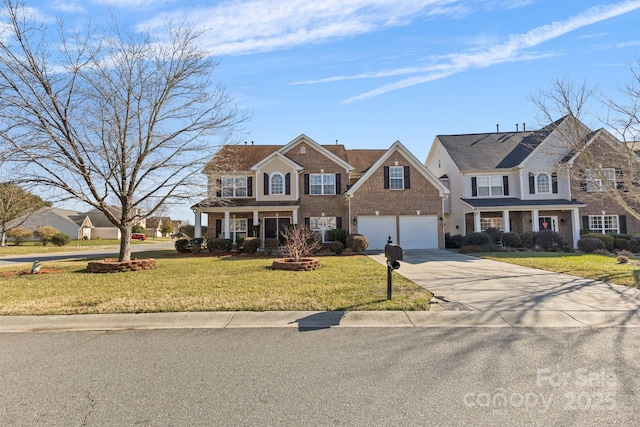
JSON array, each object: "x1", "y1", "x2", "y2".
[{"x1": 119, "y1": 226, "x2": 132, "y2": 262}]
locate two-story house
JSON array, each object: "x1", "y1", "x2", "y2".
[{"x1": 192, "y1": 135, "x2": 449, "y2": 250}]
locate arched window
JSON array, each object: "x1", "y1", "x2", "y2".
[
  {"x1": 270, "y1": 173, "x2": 284, "y2": 195},
  {"x1": 536, "y1": 173, "x2": 550, "y2": 193}
]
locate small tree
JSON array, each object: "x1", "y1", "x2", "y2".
[
  {"x1": 0, "y1": 183, "x2": 49, "y2": 246},
  {"x1": 33, "y1": 226, "x2": 60, "y2": 246},
  {"x1": 6, "y1": 226, "x2": 32, "y2": 245},
  {"x1": 281, "y1": 225, "x2": 321, "y2": 262},
  {"x1": 161, "y1": 221, "x2": 175, "y2": 237}
]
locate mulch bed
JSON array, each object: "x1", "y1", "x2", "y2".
[{"x1": 0, "y1": 267, "x2": 64, "y2": 277}]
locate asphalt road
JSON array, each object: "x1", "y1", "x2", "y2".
[{"x1": 0, "y1": 328, "x2": 637, "y2": 426}]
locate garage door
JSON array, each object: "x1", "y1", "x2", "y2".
[
  {"x1": 399, "y1": 215, "x2": 438, "y2": 249},
  {"x1": 357, "y1": 216, "x2": 396, "y2": 250}
]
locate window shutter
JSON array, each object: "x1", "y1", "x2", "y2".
[
  {"x1": 335, "y1": 174, "x2": 341, "y2": 194},
  {"x1": 582, "y1": 216, "x2": 589, "y2": 231},
  {"x1": 580, "y1": 172, "x2": 587, "y2": 191},
  {"x1": 503, "y1": 176, "x2": 509, "y2": 196},
  {"x1": 247, "y1": 176, "x2": 252, "y2": 197},
  {"x1": 216, "y1": 178, "x2": 222, "y2": 197},
  {"x1": 336, "y1": 217, "x2": 342, "y2": 230},
  {"x1": 263, "y1": 173, "x2": 269, "y2": 195},
  {"x1": 285, "y1": 173, "x2": 291, "y2": 195},
  {"x1": 383, "y1": 166, "x2": 390, "y2": 189},
  {"x1": 552, "y1": 173, "x2": 558, "y2": 194},
  {"x1": 404, "y1": 166, "x2": 411, "y2": 189},
  {"x1": 529, "y1": 173, "x2": 535, "y2": 194},
  {"x1": 304, "y1": 217, "x2": 310, "y2": 227},
  {"x1": 471, "y1": 177, "x2": 477, "y2": 197},
  {"x1": 248, "y1": 218, "x2": 254, "y2": 236},
  {"x1": 620, "y1": 215, "x2": 627, "y2": 234},
  {"x1": 304, "y1": 174, "x2": 309, "y2": 195},
  {"x1": 616, "y1": 169, "x2": 625, "y2": 191},
  {"x1": 216, "y1": 219, "x2": 222, "y2": 238}
]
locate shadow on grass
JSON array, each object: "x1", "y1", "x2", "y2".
[{"x1": 291, "y1": 299, "x2": 389, "y2": 331}]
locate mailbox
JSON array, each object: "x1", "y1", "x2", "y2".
[{"x1": 384, "y1": 243, "x2": 403, "y2": 270}]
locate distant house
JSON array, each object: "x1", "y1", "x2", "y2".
[
  {"x1": 4, "y1": 207, "x2": 92, "y2": 241},
  {"x1": 146, "y1": 216, "x2": 172, "y2": 237}
]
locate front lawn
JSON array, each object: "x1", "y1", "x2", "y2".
[
  {"x1": 481, "y1": 252, "x2": 640, "y2": 287},
  {"x1": 0, "y1": 252, "x2": 432, "y2": 315},
  {"x1": 0, "y1": 238, "x2": 161, "y2": 256}
]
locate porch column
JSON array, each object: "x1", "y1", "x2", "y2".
[
  {"x1": 502, "y1": 210, "x2": 510, "y2": 233},
  {"x1": 473, "y1": 210, "x2": 481, "y2": 232},
  {"x1": 293, "y1": 208, "x2": 298, "y2": 225},
  {"x1": 571, "y1": 208, "x2": 580, "y2": 249},
  {"x1": 224, "y1": 211, "x2": 231, "y2": 239},
  {"x1": 531, "y1": 209, "x2": 539, "y2": 232},
  {"x1": 194, "y1": 211, "x2": 202, "y2": 238}
]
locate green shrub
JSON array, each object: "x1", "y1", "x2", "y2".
[
  {"x1": 614, "y1": 238, "x2": 629, "y2": 251},
  {"x1": 346, "y1": 234, "x2": 369, "y2": 252},
  {"x1": 459, "y1": 243, "x2": 499, "y2": 253},
  {"x1": 34, "y1": 226, "x2": 60, "y2": 246},
  {"x1": 629, "y1": 236, "x2": 640, "y2": 254},
  {"x1": 446, "y1": 234, "x2": 467, "y2": 249},
  {"x1": 244, "y1": 238, "x2": 261, "y2": 254},
  {"x1": 520, "y1": 232, "x2": 535, "y2": 249},
  {"x1": 6, "y1": 227, "x2": 33, "y2": 245},
  {"x1": 51, "y1": 233, "x2": 71, "y2": 246},
  {"x1": 577, "y1": 237, "x2": 605, "y2": 253},
  {"x1": 132, "y1": 224, "x2": 145, "y2": 234},
  {"x1": 327, "y1": 228, "x2": 347, "y2": 245},
  {"x1": 207, "y1": 238, "x2": 228, "y2": 253},
  {"x1": 484, "y1": 227, "x2": 503, "y2": 243},
  {"x1": 467, "y1": 232, "x2": 490, "y2": 246},
  {"x1": 175, "y1": 238, "x2": 190, "y2": 253},
  {"x1": 190, "y1": 237, "x2": 205, "y2": 254},
  {"x1": 535, "y1": 230, "x2": 564, "y2": 251},
  {"x1": 580, "y1": 233, "x2": 614, "y2": 251},
  {"x1": 502, "y1": 232, "x2": 522, "y2": 248},
  {"x1": 329, "y1": 241, "x2": 344, "y2": 254},
  {"x1": 264, "y1": 238, "x2": 280, "y2": 255}
]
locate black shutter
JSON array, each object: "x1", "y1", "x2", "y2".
[
  {"x1": 552, "y1": 173, "x2": 558, "y2": 194},
  {"x1": 336, "y1": 217, "x2": 342, "y2": 230},
  {"x1": 580, "y1": 172, "x2": 588, "y2": 191},
  {"x1": 582, "y1": 216, "x2": 589, "y2": 231},
  {"x1": 503, "y1": 176, "x2": 509, "y2": 196},
  {"x1": 404, "y1": 166, "x2": 411, "y2": 189},
  {"x1": 304, "y1": 174, "x2": 309, "y2": 195},
  {"x1": 529, "y1": 173, "x2": 535, "y2": 194},
  {"x1": 383, "y1": 166, "x2": 390, "y2": 189},
  {"x1": 471, "y1": 177, "x2": 477, "y2": 197},
  {"x1": 247, "y1": 176, "x2": 252, "y2": 197},
  {"x1": 616, "y1": 169, "x2": 625, "y2": 191},
  {"x1": 263, "y1": 173, "x2": 269, "y2": 195},
  {"x1": 216, "y1": 219, "x2": 222, "y2": 238},
  {"x1": 620, "y1": 215, "x2": 627, "y2": 234},
  {"x1": 248, "y1": 218, "x2": 254, "y2": 236},
  {"x1": 335, "y1": 174, "x2": 341, "y2": 194},
  {"x1": 285, "y1": 173, "x2": 291, "y2": 195},
  {"x1": 304, "y1": 217, "x2": 310, "y2": 227},
  {"x1": 216, "y1": 178, "x2": 222, "y2": 197}
]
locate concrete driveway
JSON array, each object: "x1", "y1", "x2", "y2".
[{"x1": 368, "y1": 249, "x2": 640, "y2": 326}]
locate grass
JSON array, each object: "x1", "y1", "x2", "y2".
[
  {"x1": 0, "y1": 251, "x2": 432, "y2": 315},
  {"x1": 480, "y1": 251, "x2": 640, "y2": 287},
  {"x1": 0, "y1": 238, "x2": 165, "y2": 256}
]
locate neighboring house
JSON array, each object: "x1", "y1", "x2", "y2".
[
  {"x1": 4, "y1": 207, "x2": 92, "y2": 240},
  {"x1": 146, "y1": 216, "x2": 172, "y2": 237},
  {"x1": 425, "y1": 116, "x2": 639, "y2": 248},
  {"x1": 192, "y1": 135, "x2": 449, "y2": 250},
  {"x1": 84, "y1": 207, "x2": 146, "y2": 239}
]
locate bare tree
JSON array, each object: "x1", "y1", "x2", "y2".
[
  {"x1": 0, "y1": 0, "x2": 245, "y2": 261},
  {"x1": 281, "y1": 224, "x2": 321, "y2": 262},
  {"x1": 0, "y1": 182, "x2": 50, "y2": 246}
]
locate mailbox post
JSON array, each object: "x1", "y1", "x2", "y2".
[{"x1": 384, "y1": 237, "x2": 403, "y2": 300}]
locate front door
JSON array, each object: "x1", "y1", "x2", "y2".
[
  {"x1": 264, "y1": 217, "x2": 291, "y2": 245},
  {"x1": 538, "y1": 216, "x2": 558, "y2": 232}
]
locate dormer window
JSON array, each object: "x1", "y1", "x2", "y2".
[
  {"x1": 270, "y1": 173, "x2": 284, "y2": 195},
  {"x1": 299, "y1": 145, "x2": 306, "y2": 154},
  {"x1": 536, "y1": 173, "x2": 551, "y2": 194}
]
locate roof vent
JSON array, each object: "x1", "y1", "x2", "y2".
[
  {"x1": 523, "y1": 123, "x2": 526, "y2": 131},
  {"x1": 496, "y1": 124, "x2": 499, "y2": 133},
  {"x1": 516, "y1": 124, "x2": 519, "y2": 132}
]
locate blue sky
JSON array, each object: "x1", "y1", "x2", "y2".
[{"x1": 21, "y1": 0, "x2": 640, "y2": 221}]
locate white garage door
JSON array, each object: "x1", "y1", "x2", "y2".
[
  {"x1": 358, "y1": 216, "x2": 396, "y2": 250},
  {"x1": 399, "y1": 215, "x2": 438, "y2": 249}
]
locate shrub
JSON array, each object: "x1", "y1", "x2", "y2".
[
  {"x1": 614, "y1": 238, "x2": 629, "y2": 251},
  {"x1": 617, "y1": 255, "x2": 629, "y2": 264},
  {"x1": 577, "y1": 237, "x2": 605, "y2": 253},
  {"x1": 244, "y1": 238, "x2": 261, "y2": 254},
  {"x1": 446, "y1": 234, "x2": 467, "y2": 249},
  {"x1": 628, "y1": 236, "x2": 640, "y2": 254},
  {"x1": 459, "y1": 243, "x2": 499, "y2": 253},
  {"x1": 34, "y1": 226, "x2": 60, "y2": 246},
  {"x1": 132, "y1": 224, "x2": 145, "y2": 234},
  {"x1": 501, "y1": 232, "x2": 522, "y2": 248},
  {"x1": 6, "y1": 227, "x2": 33, "y2": 245},
  {"x1": 346, "y1": 234, "x2": 369, "y2": 252},
  {"x1": 281, "y1": 225, "x2": 321, "y2": 262},
  {"x1": 466, "y1": 232, "x2": 490, "y2": 246},
  {"x1": 593, "y1": 249, "x2": 611, "y2": 256},
  {"x1": 329, "y1": 241, "x2": 344, "y2": 254},
  {"x1": 535, "y1": 230, "x2": 564, "y2": 251},
  {"x1": 264, "y1": 238, "x2": 280, "y2": 255},
  {"x1": 580, "y1": 233, "x2": 614, "y2": 251},
  {"x1": 484, "y1": 227, "x2": 503, "y2": 243},
  {"x1": 175, "y1": 238, "x2": 190, "y2": 253},
  {"x1": 207, "y1": 238, "x2": 228, "y2": 253},
  {"x1": 51, "y1": 233, "x2": 71, "y2": 246},
  {"x1": 327, "y1": 228, "x2": 347, "y2": 245},
  {"x1": 618, "y1": 250, "x2": 633, "y2": 258},
  {"x1": 520, "y1": 232, "x2": 535, "y2": 249},
  {"x1": 190, "y1": 237, "x2": 205, "y2": 254}
]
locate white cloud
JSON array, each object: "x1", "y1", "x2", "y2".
[{"x1": 341, "y1": 0, "x2": 640, "y2": 103}]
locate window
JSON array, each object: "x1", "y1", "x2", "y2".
[
  {"x1": 310, "y1": 216, "x2": 336, "y2": 242},
  {"x1": 389, "y1": 166, "x2": 404, "y2": 190},
  {"x1": 310, "y1": 174, "x2": 335, "y2": 195},
  {"x1": 585, "y1": 168, "x2": 615, "y2": 192},
  {"x1": 229, "y1": 218, "x2": 247, "y2": 243},
  {"x1": 536, "y1": 174, "x2": 551, "y2": 194},
  {"x1": 221, "y1": 176, "x2": 247, "y2": 198},
  {"x1": 588, "y1": 215, "x2": 619, "y2": 234},
  {"x1": 480, "y1": 217, "x2": 503, "y2": 231},
  {"x1": 477, "y1": 176, "x2": 503, "y2": 196},
  {"x1": 270, "y1": 173, "x2": 284, "y2": 195}
]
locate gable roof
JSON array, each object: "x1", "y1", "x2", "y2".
[
  {"x1": 434, "y1": 117, "x2": 565, "y2": 171},
  {"x1": 346, "y1": 141, "x2": 449, "y2": 197},
  {"x1": 279, "y1": 134, "x2": 354, "y2": 171},
  {"x1": 204, "y1": 144, "x2": 281, "y2": 173},
  {"x1": 6, "y1": 207, "x2": 83, "y2": 231}
]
